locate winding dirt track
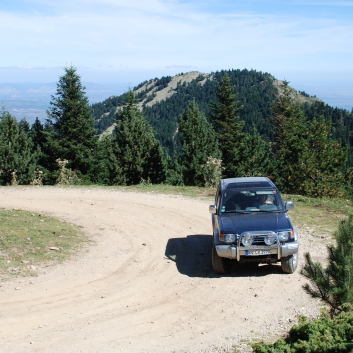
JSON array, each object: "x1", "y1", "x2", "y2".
[{"x1": 0, "y1": 187, "x2": 323, "y2": 353}]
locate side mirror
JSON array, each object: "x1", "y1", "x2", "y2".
[
  {"x1": 209, "y1": 204, "x2": 217, "y2": 214},
  {"x1": 285, "y1": 201, "x2": 294, "y2": 211}
]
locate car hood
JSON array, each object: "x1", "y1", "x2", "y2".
[{"x1": 219, "y1": 212, "x2": 292, "y2": 234}]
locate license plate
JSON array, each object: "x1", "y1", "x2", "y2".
[{"x1": 246, "y1": 250, "x2": 271, "y2": 256}]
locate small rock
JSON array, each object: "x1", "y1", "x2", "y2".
[
  {"x1": 30, "y1": 265, "x2": 37, "y2": 271},
  {"x1": 142, "y1": 243, "x2": 146, "y2": 246},
  {"x1": 49, "y1": 247, "x2": 60, "y2": 251},
  {"x1": 15, "y1": 287, "x2": 21, "y2": 290},
  {"x1": 21, "y1": 260, "x2": 29, "y2": 264}
]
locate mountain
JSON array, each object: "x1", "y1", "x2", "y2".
[{"x1": 92, "y1": 69, "x2": 331, "y2": 152}]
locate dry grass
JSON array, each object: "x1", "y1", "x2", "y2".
[{"x1": 0, "y1": 208, "x2": 89, "y2": 278}]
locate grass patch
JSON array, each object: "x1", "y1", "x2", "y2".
[
  {"x1": 284, "y1": 194, "x2": 353, "y2": 236},
  {"x1": 0, "y1": 208, "x2": 89, "y2": 279}
]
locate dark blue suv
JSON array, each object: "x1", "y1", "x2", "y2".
[{"x1": 209, "y1": 177, "x2": 298, "y2": 274}]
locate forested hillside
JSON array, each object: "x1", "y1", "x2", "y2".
[
  {"x1": 92, "y1": 70, "x2": 279, "y2": 151},
  {"x1": 91, "y1": 69, "x2": 353, "y2": 164}
]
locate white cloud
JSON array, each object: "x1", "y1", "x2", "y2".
[{"x1": 0, "y1": 1, "x2": 352, "y2": 77}]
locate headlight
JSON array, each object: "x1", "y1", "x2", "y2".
[
  {"x1": 278, "y1": 230, "x2": 294, "y2": 241},
  {"x1": 242, "y1": 234, "x2": 253, "y2": 246},
  {"x1": 264, "y1": 234, "x2": 276, "y2": 245},
  {"x1": 224, "y1": 234, "x2": 236, "y2": 243}
]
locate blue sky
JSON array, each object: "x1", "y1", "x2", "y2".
[{"x1": 0, "y1": 0, "x2": 352, "y2": 108}]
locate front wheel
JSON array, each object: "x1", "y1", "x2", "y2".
[
  {"x1": 211, "y1": 244, "x2": 230, "y2": 274},
  {"x1": 281, "y1": 252, "x2": 298, "y2": 274}
]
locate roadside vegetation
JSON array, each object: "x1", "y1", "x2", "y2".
[{"x1": 0, "y1": 207, "x2": 89, "y2": 278}]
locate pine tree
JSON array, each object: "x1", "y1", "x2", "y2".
[
  {"x1": 178, "y1": 100, "x2": 221, "y2": 186},
  {"x1": 89, "y1": 135, "x2": 112, "y2": 185},
  {"x1": 300, "y1": 116, "x2": 348, "y2": 197},
  {"x1": 210, "y1": 73, "x2": 244, "y2": 177},
  {"x1": 0, "y1": 109, "x2": 39, "y2": 185},
  {"x1": 110, "y1": 90, "x2": 165, "y2": 185},
  {"x1": 43, "y1": 65, "x2": 97, "y2": 182},
  {"x1": 271, "y1": 81, "x2": 308, "y2": 193},
  {"x1": 301, "y1": 214, "x2": 353, "y2": 317},
  {"x1": 237, "y1": 125, "x2": 273, "y2": 177}
]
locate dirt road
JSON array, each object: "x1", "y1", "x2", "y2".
[{"x1": 0, "y1": 187, "x2": 323, "y2": 353}]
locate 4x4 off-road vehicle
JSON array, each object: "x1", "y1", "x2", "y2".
[{"x1": 209, "y1": 177, "x2": 299, "y2": 274}]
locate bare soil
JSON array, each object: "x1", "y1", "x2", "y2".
[{"x1": 0, "y1": 187, "x2": 325, "y2": 353}]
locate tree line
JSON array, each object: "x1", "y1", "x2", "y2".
[{"x1": 0, "y1": 66, "x2": 351, "y2": 197}]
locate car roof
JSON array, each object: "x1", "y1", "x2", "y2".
[{"x1": 221, "y1": 177, "x2": 277, "y2": 190}]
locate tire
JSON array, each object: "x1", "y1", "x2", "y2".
[
  {"x1": 281, "y1": 252, "x2": 298, "y2": 274},
  {"x1": 211, "y1": 244, "x2": 230, "y2": 274}
]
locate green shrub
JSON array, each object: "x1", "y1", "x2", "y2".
[{"x1": 252, "y1": 310, "x2": 353, "y2": 353}]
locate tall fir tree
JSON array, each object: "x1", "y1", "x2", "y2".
[
  {"x1": 110, "y1": 90, "x2": 165, "y2": 185},
  {"x1": 210, "y1": 73, "x2": 245, "y2": 177},
  {"x1": 236, "y1": 125, "x2": 273, "y2": 177},
  {"x1": 178, "y1": 100, "x2": 221, "y2": 186},
  {"x1": 0, "y1": 109, "x2": 39, "y2": 185},
  {"x1": 300, "y1": 116, "x2": 348, "y2": 197},
  {"x1": 89, "y1": 135, "x2": 113, "y2": 185},
  {"x1": 43, "y1": 65, "x2": 97, "y2": 183},
  {"x1": 271, "y1": 81, "x2": 308, "y2": 193}
]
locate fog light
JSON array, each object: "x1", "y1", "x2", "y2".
[
  {"x1": 242, "y1": 234, "x2": 253, "y2": 246},
  {"x1": 264, "y1": 234, "x2": 276, "y2": 245}
]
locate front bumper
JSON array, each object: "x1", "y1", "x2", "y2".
[{"x1": 215, "y1": 241, "x2": 299, "y2": 261}]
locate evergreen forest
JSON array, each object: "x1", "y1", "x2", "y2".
[{"x1": 1, "y1": 66, "x2": 353, "y2": 197}]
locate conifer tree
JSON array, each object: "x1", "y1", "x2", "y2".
[
  {"x1": 0, "y1": 110, "x2": 39, "y2": 185},
  {"x1": 300, "y1": 116, "x2": 347, "y2": 197},
  {"x1": 210, "y1": 74, "x2": 244, "y2": 177},
  {"x1": 89, "y1": 135, "x2": 112, "y2": 185},
  {"x1": 237, "y1": 125, "x2": 273, "y2": 177},
  {"x1": 110, "y1": 90, "x2": 165, "y2": 185},
  {"x1": 301, "y1": 214, "x2": 353, "y2": 317},
  {"x1": 178, "y1": 100, "x2": 221, "y2": 186},
  {"x1": 271, "y1": 81, "x2": 308, "y2": 193},
  {"x1": 43, "y1": 65, "x2": 97, "y2": 182}
]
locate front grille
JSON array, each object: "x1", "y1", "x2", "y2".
[{"x1": 251, "y1": 235, "x2": 267, "y2": 246}]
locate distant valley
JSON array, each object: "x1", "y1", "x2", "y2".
[{"x1": 0, "y1": 82, "x2": 134, "y2": 124}]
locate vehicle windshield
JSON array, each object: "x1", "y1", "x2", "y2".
[{"x1": 220, "y1": 189, "x2": 284, "y2": 213}]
